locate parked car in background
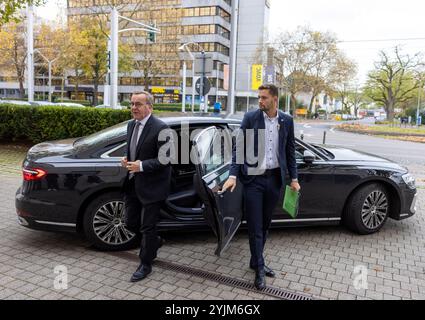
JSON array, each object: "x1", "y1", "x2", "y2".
[
  {"x1": 55, "y1": 102, "x2": 86, "y2": 108},
  {"x1": 15, "y1": 117, "x2": 417, "y2": 254},
  {"x1": 0, "y1": 100, "x2": 33, "y2": 106},
  {"x1": 94, "y1": 104, "x2": 125, "y2": 110}
]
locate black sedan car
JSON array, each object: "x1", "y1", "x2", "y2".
[{"x1": 15, "y1": 117, "x2": 417, "y2": 255}]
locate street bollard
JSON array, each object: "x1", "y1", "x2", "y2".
[
  {"x1": 323, "y1": 131, "x2": 327, "y2": 145},
  {"x1": 301, "y1": 134, "x2": 304, "y2": 141}
]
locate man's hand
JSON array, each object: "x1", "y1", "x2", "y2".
[
  {"x1": 126, "y1": 161, "x2": 141, "y2": 173},
  {"x1": 221, "y1": 177, "x2": 237, "y2": 193},
  {"x1": 290, "y1": 180, "x2": 301, "y2": 192},
  {"x1": 121, "y1": 157, "x2": 128, "y2": 168}
]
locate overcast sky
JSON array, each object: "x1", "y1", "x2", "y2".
[
  {"x1": 269, "y1": 0, "x2": 425, "y2": 84},
  {"x1": 36, "y1": 0, "x2": 425, "y2": 84}
]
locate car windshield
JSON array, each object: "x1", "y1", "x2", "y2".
[
  {"x1": 73, "y1": 121, "x2": 128, "y2": 149},
  {"x1": 311, "y1": 144, "x2": 335, "y2": 159}
]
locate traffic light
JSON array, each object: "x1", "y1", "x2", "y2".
[
  {"x1": 106, "y1": 51, "x2": 111, "y2": 70},
  {"x1": 147, "y1": 24, "x2": 156, "y2": 43}
]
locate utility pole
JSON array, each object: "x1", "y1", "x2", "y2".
[
  {"x1": 109, "y1": 7, "x2": 160, "y2": 109},
  {"x1": 216, "y1": 61, "x2": 220, "y2": 103},
  {"x1": 181, "y1": 60, "x2": 186, "y2": 113},
  {"x1": 227, "y1": 0, "x2": 239, "y2": 115},
  {"x1": 192, "y1": 67, "x2": 196, "y2": 113},
  {"x1": 27, "y1": 5, "x2": 34, "y2": 102},
  {"x1": 417, "y1": 86, "x2": 421, "y2": 127},
  {"x1": 200, "y1": 50, "x2": 205, "y2": 112},
  {"x1": 110, "y1": 8, "x2": 119, "y2": 109}
]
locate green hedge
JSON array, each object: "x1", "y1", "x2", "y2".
[
  {"x1": 0, "y1": 103, "x2": 133, "y2": 143},
  {"x1": 120, "y1": 101, "x2": 184, "y2": 112}
]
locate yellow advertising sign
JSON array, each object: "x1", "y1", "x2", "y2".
[
  {"x1": 251, "y1": 65, "x2": 263, "y2": 91},
  {"x1": 151, "y1": 87, "x2": 166, "y2": 94},
  {"x1": 296, "y1": 109, "x2": 308, "y2": 115}
]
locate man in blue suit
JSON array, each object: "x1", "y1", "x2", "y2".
[{"x1": 222, "y1": 84, "x2": 301, "y2": 290}]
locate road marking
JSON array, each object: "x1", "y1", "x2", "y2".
[
  {"x1": 303, "y1": 124, "x2": 311, "y2": 128},
  {"x1": 330, "y1": 128, "x2": 335, "y2": 133}
]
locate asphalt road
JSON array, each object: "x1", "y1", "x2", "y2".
[{"x1": 295, "y1": 119, "x2": 425, "y2": 167}]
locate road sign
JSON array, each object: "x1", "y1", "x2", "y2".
[
  {"x1": 195, "y1": 77, "x2": 211, "y2": 96},
  {"x1": 194, "y1": 54, "x2": 213, "y2": 76}
]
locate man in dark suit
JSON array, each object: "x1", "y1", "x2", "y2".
[
  {"x1": 222, "y1": 84, "x2": 301, "y2": 290},
  {"x1": 121, "y1": 91, "x2": 172, "y2": 282}
]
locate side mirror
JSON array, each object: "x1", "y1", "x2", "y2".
[{"x1": 303, "y1": 150, "x2": 315, "y2": 164}]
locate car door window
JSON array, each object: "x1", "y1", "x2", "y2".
[
  {"x1": 193, "y1": 126, "x2": 243, "y2": 256},
  {"x1": 295, "y1": 143, "x2": 306, "y2": 160},
  {"x1": 108, "y1": 144, "x2": 126, "y2": 158},
  {"x1": 195, "y1": 127, "x2": 231, "y2": 176}
]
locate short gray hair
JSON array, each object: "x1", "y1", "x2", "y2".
[{"x1": 131, "y1": 91, "x2": 154, "y2": 106}]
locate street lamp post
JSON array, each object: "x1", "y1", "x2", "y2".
[
  {"x1": 27, "y1": 5, "x2": 34, "y2": 102},
  {"x1": 181, "y1": 60, "x2": 187, "y2": 113},
  {"x1": 179, "y1": 42, "x2": 205, "y2": 114},
  {"x1": 417, "y1": 86, "x2": 422, "y2": 127},
  {"x1": 34, "y1": 49, "x2": 59, "y2": 102},
  {"x1": 110, "y1": 7, "x2": 160, "y2": 109}
]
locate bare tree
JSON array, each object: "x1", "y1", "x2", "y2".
[
  {"x1": 268, "y1": 26, "x2": 357, "y2": 114},
  {"x1": 329, "y1": 53, "x2": 358, "y2": 113},
  {"x1": 128, "y1": 6, "x2": 182, "y2": 91}
]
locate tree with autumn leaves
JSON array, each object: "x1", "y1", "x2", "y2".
[
  {"x1": 0, "y1": 16, "x2": 133, "y2": 105},
  {"x1": 72, "y1": 18, "x2": 133, "y2": 106},
  {"x1": 0, "y1": 21, "x2": 28, "y2": 98},
  {"x1": 0, "y1": 0, "x2": 45, "y2": 26}
]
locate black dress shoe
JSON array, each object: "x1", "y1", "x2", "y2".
[
  {"x1": 250, "y1": 265, "x2": 276, "y2": 278},
  {"x1": 130, "y1": 264, "x2": 152, "y2": 283},
  {"x1": 254, "y1": 270, "x2": 266, "y2": 290}
]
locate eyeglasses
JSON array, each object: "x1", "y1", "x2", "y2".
[{"x1": 130, "y1": 102, "x2": 151, "y2": 108}]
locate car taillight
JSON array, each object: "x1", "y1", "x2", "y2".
[{"x1": 23, "y1": 168, "x2": 47, "y2": 181}]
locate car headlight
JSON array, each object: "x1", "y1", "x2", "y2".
[{"x1": 402, "y1": 173, "x2": 416, "y2": 189}]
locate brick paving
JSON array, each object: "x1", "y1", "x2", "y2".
[{"x1": 0, "y1": 143, "x2": 424, "y2": 300}]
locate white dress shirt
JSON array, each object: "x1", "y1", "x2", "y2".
[
  {"x1": 261, "y1": 111, "x2": 280, "y2": 170},
  {"x1": 133, "y1": 113, "x2": 151, "y2": 172}
]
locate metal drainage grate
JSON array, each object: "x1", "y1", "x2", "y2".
[{"x1": 111, "y1": 251, "x2": 313, "y2": 301}]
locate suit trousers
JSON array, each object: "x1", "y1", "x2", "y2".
[
  {"x1": 123, "y1": 179, "x2": 162, "y2": 266},
  {"x1": 244, "y1": 169, "x2": 282, "y2": 270}
]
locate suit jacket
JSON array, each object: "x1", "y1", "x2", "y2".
[
  {"x1": 229, "y1": 109, "x2": 298, "y2": 185},
  {"x1": 123, "y1": 115, "x2": 172, "y2": 204}
]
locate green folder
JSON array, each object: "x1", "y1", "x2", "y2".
[{"x1": 282, "y1": 185, "x2": 300, "y2": 219}]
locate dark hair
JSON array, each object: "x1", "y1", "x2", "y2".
[{"x1": 258, "y1": 84, "x2": 279, "y2": 97}]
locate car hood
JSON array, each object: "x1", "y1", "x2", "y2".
[
  {"x1": 26, "y1": 138, "x2": 77, "y2": 162},
  {"x1": 325, "y1": 146, "x2": 407, "y2": 172}
]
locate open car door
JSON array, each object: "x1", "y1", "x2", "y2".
[{"x1": 192, "y1": 126, "x2": 243, "y2": 256}]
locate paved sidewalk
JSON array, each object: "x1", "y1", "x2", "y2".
[{"x1": 1, "y1": 144, "x2": 425, "y2": 300}]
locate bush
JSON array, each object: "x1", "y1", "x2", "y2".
[
  {"x1": 120, "y1": 101, "x2": 183, "y2": 112},
  {"x1": 0, "y1": 103, "x2": 132, "y2": 143},
  {"x1": 404, "y1": 106, "x2": 425, "y2": 125}
]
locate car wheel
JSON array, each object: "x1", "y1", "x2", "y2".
[
  {"x1": 344, "y1": 183, "x2": 390, "y2": 235},
  {"x1": 83, "y1": 191, "x2": 139, "y2": 251}
]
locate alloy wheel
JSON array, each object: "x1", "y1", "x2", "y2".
[
  {"x1": 361, "y1": 190, "x2": 388, "y2": 230},
  {"x1": 92, "y1": 201, "x2": 135, "y2": 245}
]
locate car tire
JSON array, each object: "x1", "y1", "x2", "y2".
[
  {"x1": 344, "y1": 183, "x2": 390, "y2": 235},
  {"x1": 83, "y1": 191, "x2": 139, "y2": 251}
]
